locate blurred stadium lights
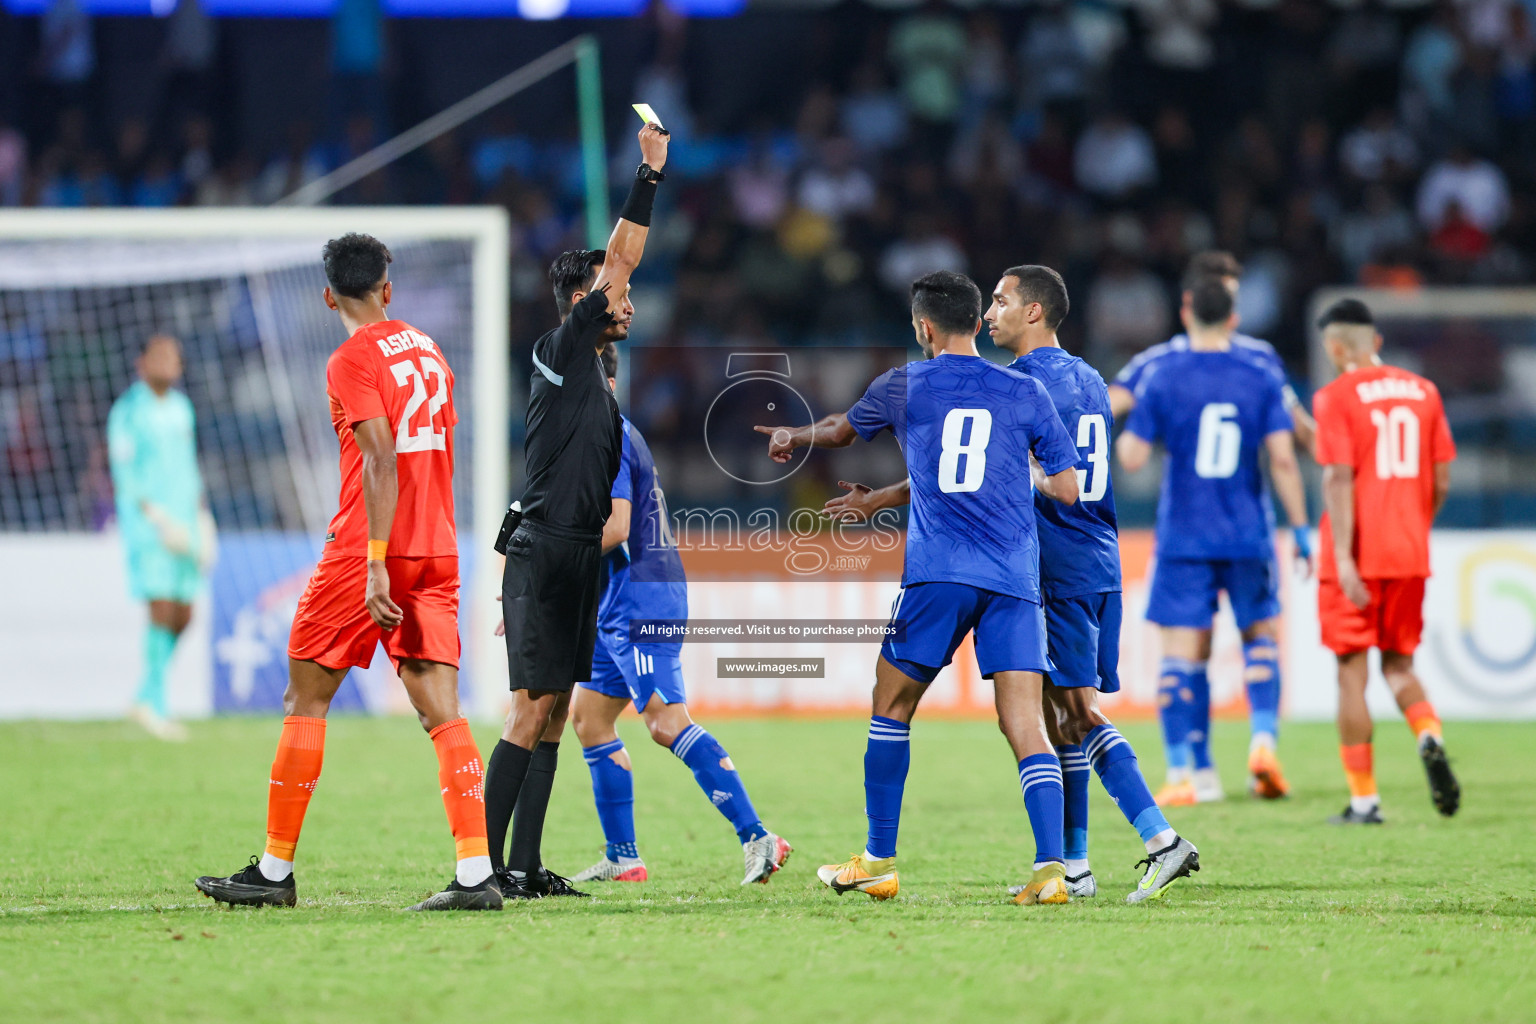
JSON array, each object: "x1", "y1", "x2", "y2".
[{"x1": 1, "y1": 0, "x2": 747, "y2": 15}]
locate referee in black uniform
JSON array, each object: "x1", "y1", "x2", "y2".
[{"x1": 485, "y1": 123, "x2": 670, "y2": 899}]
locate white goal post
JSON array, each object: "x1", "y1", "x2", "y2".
[{"x1": 0, "y1": 207, "x2": 509, "y2": 719}]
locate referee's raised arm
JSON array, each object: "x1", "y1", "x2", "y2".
[{"x1": 588, "y1": 124, "x2": 670, "y2": 310}]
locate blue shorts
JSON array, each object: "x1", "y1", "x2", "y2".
[
  {"x1": 579, "y1": 629, "x2": 687, "y2": 713},
  {"x1": 1147, "y1": 557, "x2": 1280, "y2": 631},
  {"x1": 126, "y1": 542, "x2": 202, "y2": 604},
  {"x1": 1044, "y1": 591, "x2": 1122, "y2": 693},
  {"x1": 880, "y1": 582, "x2": 1050, "y2": 684}
]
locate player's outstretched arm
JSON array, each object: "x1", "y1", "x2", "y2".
[
  {"x1": 1290, "y1": 403, "x2": 1318, "y2": 458},
  {"x1": 823, "y1": 478, "x2": 910, "y2": 522},
  {"x1": 1323, "y1": 462, "x2": 1369, "y2": 608},
  {"x1": 601, "y1": 498, "x2": 633, "y2": 555},
  {"x1": 588, "y1": 125, "x2": 669, "y2": 312},
  {"x1": 1115, "y1": 430, "x2": 1153, "y2": 472},
  {"x1": 355, "y1": 417, "x2": 403, "y2": 630},
  {"x1": 1264, "y1": 430, "x2": 1313, "y2": 579},
  {"x1": 754, "y1": 412, "x2": 858, "y2": 464}
]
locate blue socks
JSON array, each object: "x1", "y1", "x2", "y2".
[
  {"x1": 1157, "y1": 657, "x2": 1197, "y2": 776},
  {"x1": 1244, "y1": 638, "x2": 1281, "y2": 743},
  {"x1": 1018, "y1": 753, "x2": 1065, "y2": 865},
  {"x1": 581, "y1": 739, "x2": 636, "y2": 860},
  {"x1": 1057, "y1": 744, "x2": 1090, "y2": 862},
  {"x1": 136, "y1": 624, "x2": 176, "y2": 718},
  {"x1": 864, "y1": 716, "x2": 910, "y2": 859},
  {"x1": 670, "y1": 724, "x2": 765, "y2": 844},
  {"x1": 1187, "y1": 662, "x2": 1213, "y2": 771},
  {"x1": 1084, "y1": 724, "x2": 1172, "y2": 845}
]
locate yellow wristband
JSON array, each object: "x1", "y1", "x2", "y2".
[{"x1": 367, "y1": 540, "x2": 388, "y2": 562}]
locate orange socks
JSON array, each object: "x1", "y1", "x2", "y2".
[
  {"x1": 1404, "y1": 701, "x2": 1442, "y2": 743},
  {"x1": 1339, "y1": 743, "x2": 1377, "y2": 802},
  {"x1": 265, "y1": 716, "x2": 327, "y2": 864},
  {"x1": 430, "y1": 718, "x2": 491, "y2": 883}
]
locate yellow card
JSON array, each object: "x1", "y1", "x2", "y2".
[{"x1": 632, "y1": 103, "x2": 663, "y2": 128}]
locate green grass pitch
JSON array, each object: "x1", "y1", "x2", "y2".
[{"x1": 3, "y1": 716, "x2": 1532, "y2": 1022}]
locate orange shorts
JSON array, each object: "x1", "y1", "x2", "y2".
[
  {"x1": 288, "y1": 555, "x2": 461, "y2": 671},
  {"x1": 1319, "y1": 576, "x2": 1425, "y2": 657}
]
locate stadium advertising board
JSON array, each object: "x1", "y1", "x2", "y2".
[{"x1": 6, "y1": 530, "x2": 1535, "y2": 721}]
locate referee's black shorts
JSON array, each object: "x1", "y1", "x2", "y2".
[{"x1": 501, "y1": 518, "x2": 603, "y2": 693}]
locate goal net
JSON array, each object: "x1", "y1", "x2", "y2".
[{"x1": 0, "y1": 209, "x2": 508, "y2": 719}]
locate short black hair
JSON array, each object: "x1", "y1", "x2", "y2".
[
  {"x1": 550, "y1": 249, "x2": 607, "y2": 317},
  {"x1": 1316, "y1": 298, "x2": 1374, "y2": 330},
  {"x1": 1187, "y1": 275, "x2": 1235, "y2": 326},
  {"x1": 1003, "y1": 265, "x2": 1070, "y2": 329},
  {"x1": 910, "y1": 270, "x2": 983, "y2": 336},
  {"x1": 599, "y1": 342, "x2": 618, "y2": 380},
  {"x1": 322, "y1": 233, "x2": 392, "y2": 299},
  {"x1": 1182, "y1": 250, "x2": 1243, "y2": 291}
]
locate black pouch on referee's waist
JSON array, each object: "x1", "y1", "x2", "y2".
[{"x1": 493, "y1": 501, "x2": 524, "y2": 555}]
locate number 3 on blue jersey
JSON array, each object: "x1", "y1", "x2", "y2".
[
  {"x1": 1195, "y1": 402, "x2": 1241, "y2": 479},
  {"x1": 939, "y1": 408, "x2": 992, "y2": 492},
  {"x1": 1076, "y1": 413, "x2": 1108, "y2": 501}
]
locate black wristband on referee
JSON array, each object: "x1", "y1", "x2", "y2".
[{"x1": 619, "y1": 177, "x2": 658, "y2": 227}]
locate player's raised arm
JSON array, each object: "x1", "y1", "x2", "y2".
[
  {"x1": 1263, "y1": 429, "x2": 1312, "y2": 578},
  {"x1": 823, "y1": 477, "x2": 910, "y2": 521},
  {"x1": 355, "y1": 416, "x2": 403, "y2": 630},
  {"x1": 587, "y1": 125, "x2": 670, "y2": 312}
]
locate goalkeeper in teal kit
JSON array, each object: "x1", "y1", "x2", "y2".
[{"x1": 107, "y1": 334, "x2": 214, "y2": 740}]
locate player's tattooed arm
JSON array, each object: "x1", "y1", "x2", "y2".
[
  {"x1": 1115, "y1": 430, "x2": 1153, "y2": 473},
  {"x1": 1323, "y1": 462, "x2": 1369, "y2": 608},
  {"x1": 355, "y1": 416, "x2": 404, "y2": 630},
  {"x1": 601, "y1": 498, "x2": 633, "y2": 555},
  {"x1": 1264, "y1": 429, "x2": 1313, "y2": 580},
  {"x1": 754, "y1": 412, "x2": 857, "y2": 464},
  {"x1": 823, "y1": 478, "x2": 910, "y2": 522}
]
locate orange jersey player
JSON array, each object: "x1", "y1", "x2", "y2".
[
  {"x1": 1312, "y1": 298, "x2": 1459, "y2": 826},
  {"x1": 196, "y1": 234, "x2": 500, "y2": 912}
]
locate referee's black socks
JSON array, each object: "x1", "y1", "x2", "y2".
[
  {"x1": 508, "y1": 741, "x2": 561, "y2": 876},
  {"x1": 485, "y1": 739, "x2": 532, "y2": 873}
]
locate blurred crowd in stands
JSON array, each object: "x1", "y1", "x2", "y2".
[{"x1": 4, "y1": 0, "x2": 1536, "y2": 379}]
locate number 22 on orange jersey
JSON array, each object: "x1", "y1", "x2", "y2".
[{"x1": 391, "y1": 356, "x2": 450, "y2": 453}]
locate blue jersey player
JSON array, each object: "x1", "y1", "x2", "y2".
[
  {"x1": 1107, "y1": 251, "x2": 1317, "y2": 457},
  {"x1": 829, "y1": 266, "x2": 1201, "y2": 905},
  {"x1": 566, "y1": 345, "x2": 791, "y2": 887},
  {"x1": 1116, "y1": 276, "x2": 1312, "y2": 808},
  {"x1": 757, "y1": 271, "x2": 1084, "y2": 906}
]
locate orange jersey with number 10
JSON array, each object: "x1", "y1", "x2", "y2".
[
  {"x1": 323, "y1": 320, "x2": 457, "y2": 558},
  {"x1": 1314, "y1": 364, "x2": 1455, "y2": 581}
]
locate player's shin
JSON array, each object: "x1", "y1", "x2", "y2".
[
  {"x1": 1157, "y1": 659, "x2": 1196, "y2": 783},
  {"x1": 863, "y1": 716, "x2": 910, "y2": 861},
  {"x1": 1243, "y1": 638, "x2": 1282, "y2": 750},
  {"x1": 263, "y1": 716, "x2": 326, "y2": 880},
  {"x1": 1340, "y1": 742, "x2": 1378, "y2": 814},
  {"x1": 136, "y1": 623, "x2": 177, "y2": 719},
  {"x1": 583, "y1": 739, "x2": 639, "y2": 861},
  {"x1": 484, "y1": 740, "x2": 532, "y2": 873},
  {"x1": 507, "y1": 741, "x2": 560, "y2": 876},
  {"x1": 1019, "y1": 753, "x2": 1066, "y2": 866},
  {"x1": 429, "y1": 719, "x2": 491, "y2": 886},
  {"x1": 1187, "y1": 662, "x2": 1213, "y2": 771},
  {"x1": 1057, "y1": 744, "x2": 1090, "y2": 872},
  {"x1": 670, "y1": 725, "x2": 765, "y2": 842},
  {"x1": 1085, "y1": 724, "x2": 1177, "y2": 853}
]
